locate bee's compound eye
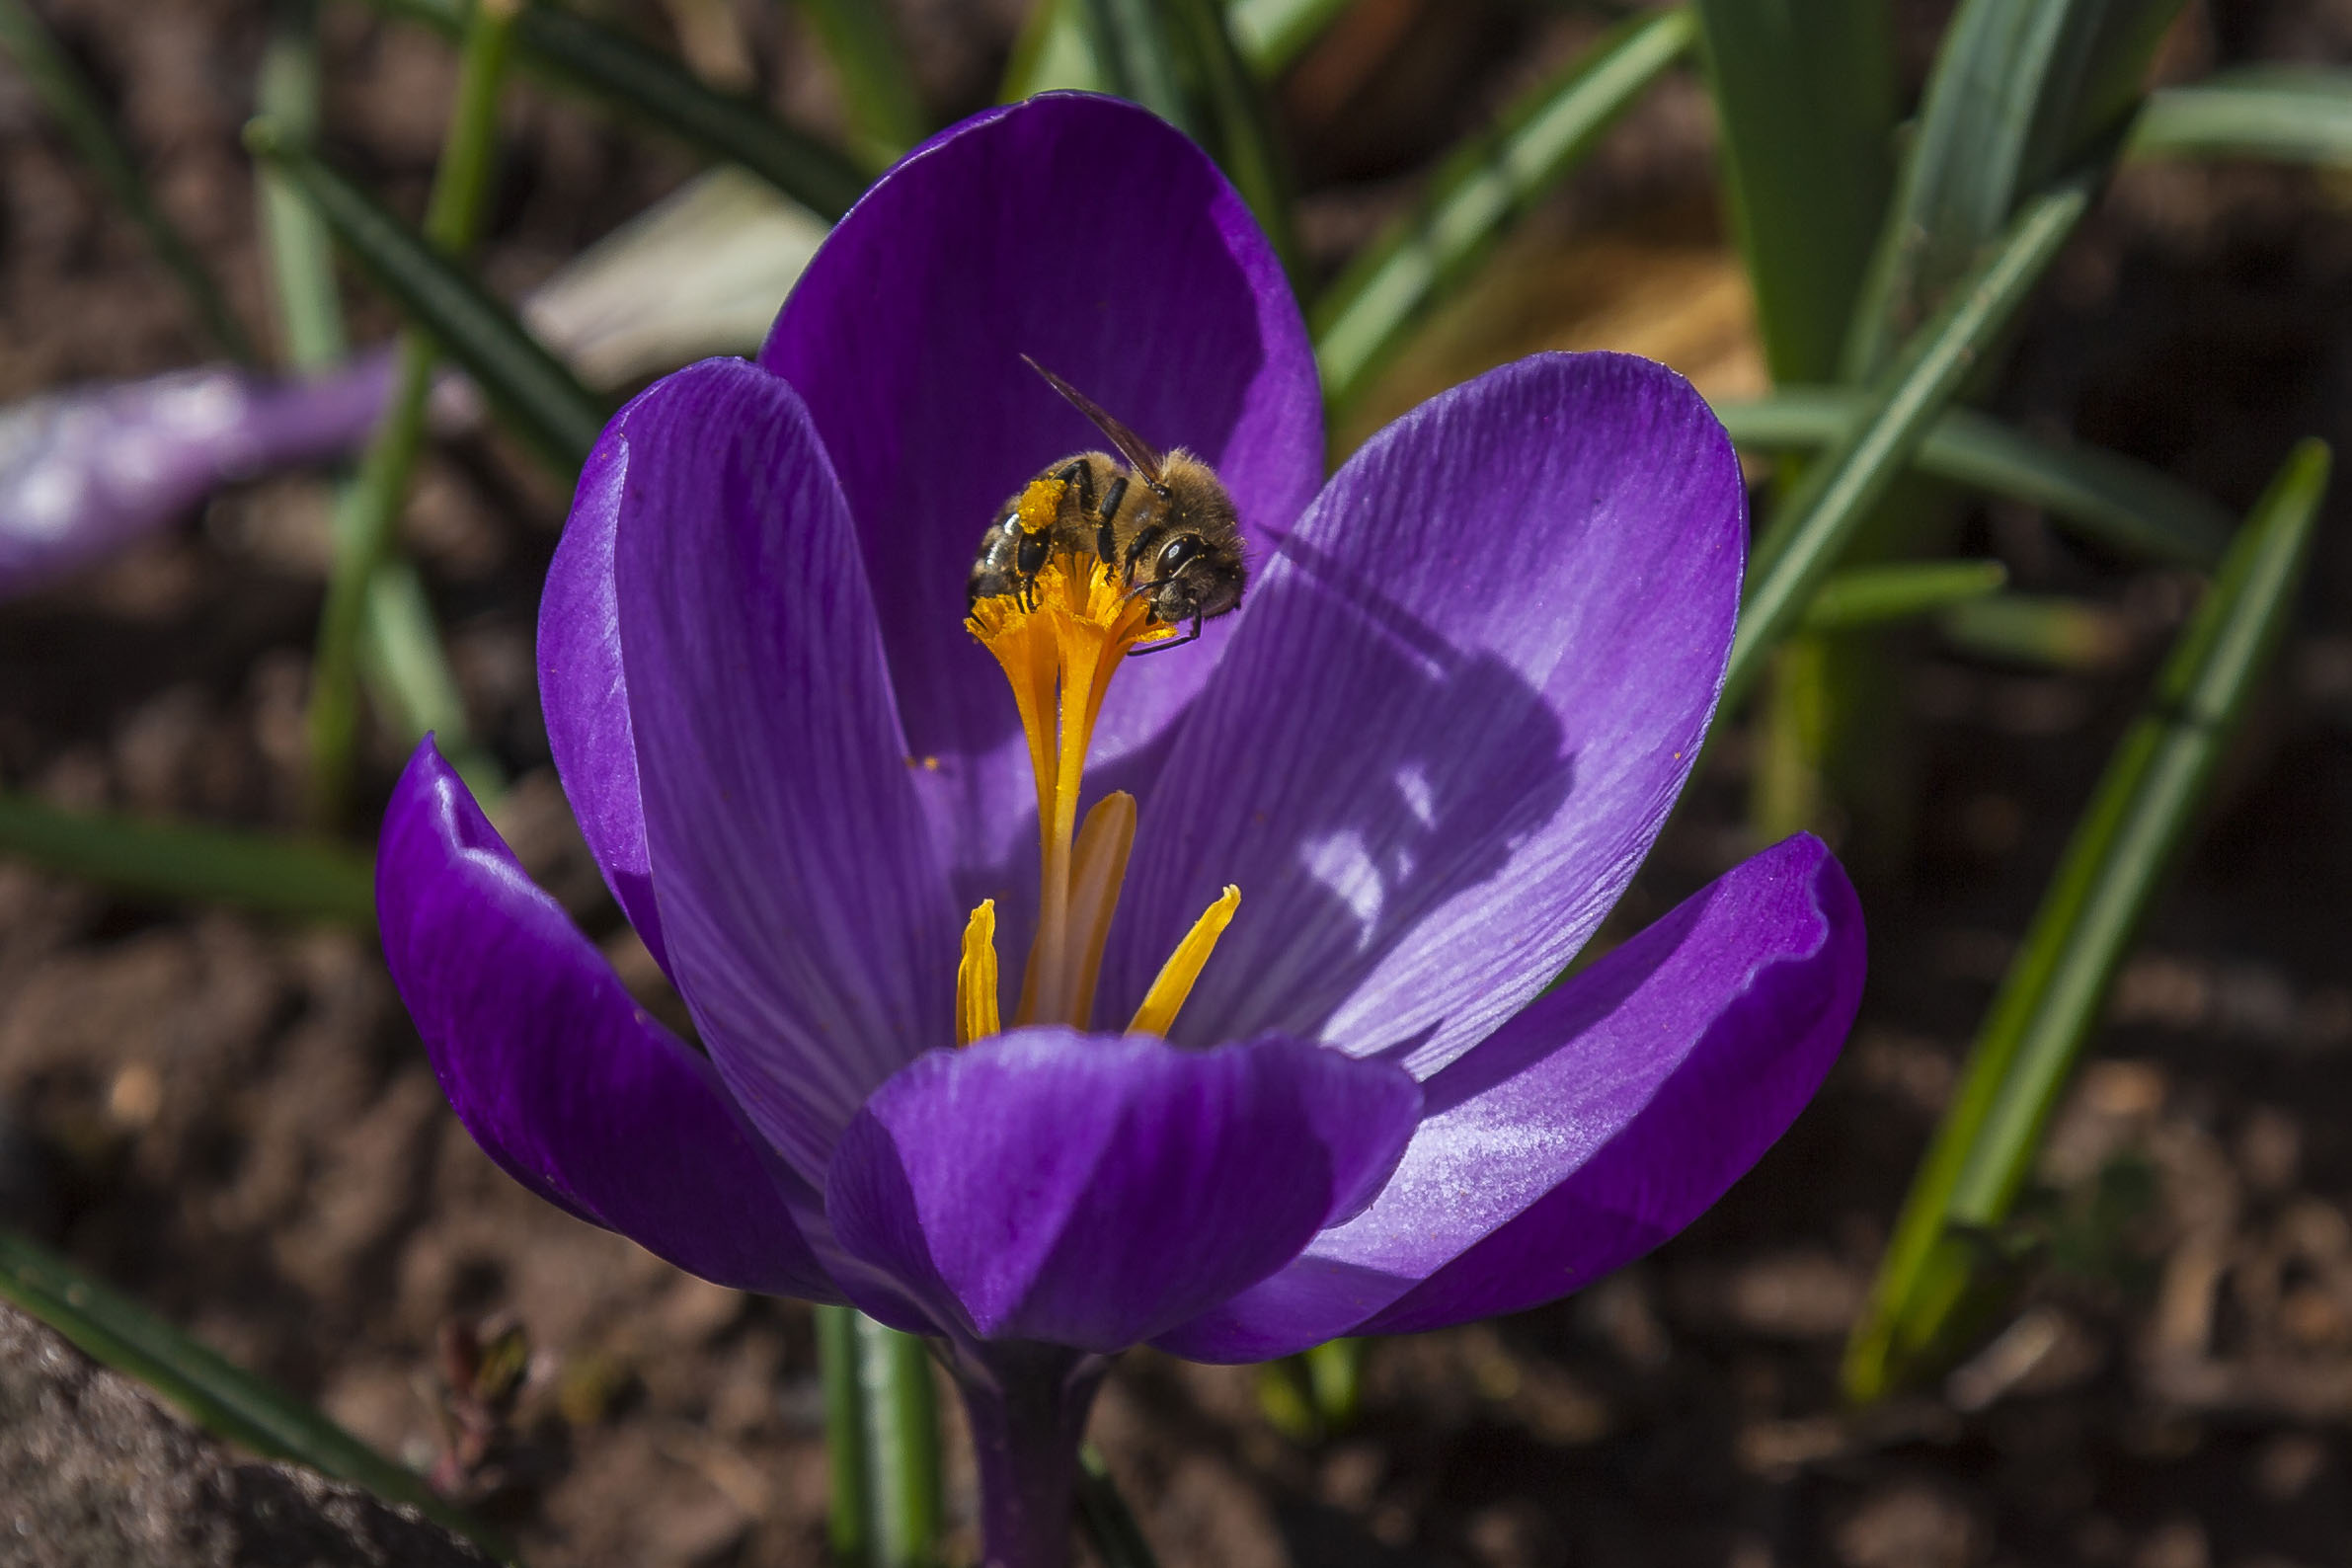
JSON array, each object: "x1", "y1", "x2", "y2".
[{"x1": 1155, "y1": 534, "x2": 1203, "y2": 579}]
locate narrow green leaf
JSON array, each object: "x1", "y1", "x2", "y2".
[
  {"x1": 1844, "y1": 438, "x2": 2329, "y2": 1402},
  {"x1": 819, "y1": 1307, "x2": 940, "y2": 1568},
  {"x1": 1000, "y1": 0, "x2": 1104, "y2": 100},
  {"x1": 817, "y1": 1305, "x2": 873, "y2": 1568},
  {"x1": 0, "y1": 1229, "x2": 510, "y2": 1557},
  {"x1": 1226, "y1": 0, "x2": 1353, "y2": 77},
  {"x1": 245, "y1": 124, "x2": 606, "y2": 473},
  {"x1": 0, "y1": 0, "x2": 255, "y2": 361},
  {"x1": 1691, "y1": 0, "x2": 1896, "y2": 383},
  {"x1": 789, "y1": 0, "x2": 927, "y2": 168},
  {"x1": 1075, "y1": 1445, "x2": 1162, "y2": 1568},
  {"x1": 0, "y1": 794, "x2": 373, "y2": 925},
  {"x1": 1714, "y1": 390, "x2": 2234, "y2": 567},
  {"x1": 1073, "y1": 0, "x2": 1199, "y2": 134},
  {"x1": 854, "y1": 1315, "x2": 941, "y2": 1568},
  {"x1": 357, "y1": 0, "x2": 869, "y2": 220},
  {"x1": 303, "y1": 0, "x2": 522, "y2": 826},
  {"x1": 1940, "y1": 592, "x2": 2130, "y2": 669},
  {"x1": 257, "y1": 0, "x2": 492, "y2": 792},
  {"x1": 256, "y1": 0, "x2": 346, "y2": 369},
  {"x1": 1843, "y1": 0, "x2": 2184, "y2": 380},
  {"x1": 2128, "y1": 68, "x2": 2352, "y2": 167},
  {"x1": 1724, "y1": 178, "x2": 2094, "y2": 711},
  {"x1": 1312, "y1": 8, "x2": 1696, "y2": 409},
  {"x1": 1802, "y1": 560, "x2": 2008, "y2": 631}
]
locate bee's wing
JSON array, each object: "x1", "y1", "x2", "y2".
[{"x1": 1021, "y1": 354, "x2": 1164, "y2": 484}]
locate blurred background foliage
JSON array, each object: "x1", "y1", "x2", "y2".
[{"x1": 2, "y1": 1, "x2": 2351, "y2": 1564}]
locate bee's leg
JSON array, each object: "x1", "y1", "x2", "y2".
[
  {"x1": 1122, "y1": 524, "x2": 1163, "y2": 588},
  {"x1": 1128, "y1": 610, "x2": 1203, "y2": 656},
  {"x1": 1014, "y1": 523, "x2": 1052, "y2": 612},
  {"x1": 1094, "y1": 474, "x2": 1128, "y2": 564},
  {"x1": 1056, "y1": 459, "x2": 1095, "y2": 511}
]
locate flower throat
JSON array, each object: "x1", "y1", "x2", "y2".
[{"x1": 957, "y1": 473, "x2": 1238, "y2": 1048}]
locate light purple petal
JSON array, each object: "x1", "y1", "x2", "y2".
[
  {"x1": 1106, "y1": 353, "x2": 1746, "y2": 1076},
  {"x1": 0, "y1": 356, "x2": 396, "y2": 596},
  {"x1": 758, "y1": 93, "x2": 1321, "y2": 909},
  {"x1": 1154, "y1": 834, "x2": 1863, "y2": 1362},
  {"x1": 377, "y1": 739, "x2": 835, "y2": 1299},
  {"x1": 824, "y1": 1029, "x2": 1420, "y2": 1353},
  {"x1": 540, "y1": 394, "x2": 670, "y2": 972},
  {"x1": 610, "y1": 358, "x2": 958, "y2": 1184}
]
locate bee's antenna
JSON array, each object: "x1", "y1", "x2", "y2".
[{"x1": 1021, "y1": 354, "x2": 1164, "y2": 483}]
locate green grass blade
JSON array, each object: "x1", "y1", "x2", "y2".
[
  {"x1": 1941, "y1": 592, "x2": 2130, "y2": 669},
  {"x1": 1311, "y1": 7, "x2": 1695, "y2": 409},
  {"x1": 1843, "y1": 437, "x2": 2330, "y2": 1403},
  {"x1": 0, "y1": 0, "x2": 255, "y2": 361},
  {"x1": 1842, "y1": 0, "x2": 2184, "y2": 381},
  {"x1": 1691, "y1": 0, "x2": 1896, "y2": 383},
  {"x1": 256, "y1": 0, "x2": 345, "y2": 369},
  {"x1": 357, "y1": 0, "x2": 869, "y2": 220},
  {"x1": 854, "y1": 1315, "x2": 941, "y2": 1568},
  {"x1": 790, "y1": 0, "x2": 926, "y2": 169},
  {"x1": 245, "y1": 126, "x2": 605, "y2": 473},
  {"x1": 1802, "y1": 560, "x2": 2008, "y2": 631},
  {"x1": 1075, "y1": 1446, "x2": 1162, "y2": 1568},
  {"x1": 817, "y1": 1305, "x2": 873, "y2": 1567},
  {"x1": 1725, "y1": 179, "x2": 2093, "y2": 710},
  {"x1": 300, "y1": 0, "x2": 522, "y2": 825},
  {"x1": 0, "y1": 794, "x2": 373, "y2": 925},
  {"x1": 1714, "y1": 390, "x2": 2234, "y2": 567},
  {"x1": 1000, "y1": 0, "x2": 1104, "y2": 100},
  {"x1": 2128, "y1": 68, "x2": 2352, "y2": 166},
  {"x1": 1073, "y1": 0, "x2": 1201, "y2": 135},
  {"x1": 1227, "y1": 0, "x2": 1351, "y2": 76},
  {"x1": 818, "y1": 1307, "x2": 941, "y2": 1568},
  {"x1": 256, "y1": 0, "x2": 491, "y2": 791},
  {"x1": 0, "y1": 1229, "x2": 510, "y2": 1558}
]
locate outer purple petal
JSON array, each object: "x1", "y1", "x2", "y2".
[
  {"x1": 1154, "y1": 834, "x2": 1863, "y2": 1362},
  {"x1": 609, "y1": 358, "x2": 959, "y2": 1184},
  {"x1": 540, "y1": 394, "x2": 668, "y2": 971},
  {"x1": 1106, "y1": 353, "x2": 1745, "y2": 1075},
  {"x1": 824, "y1": 1029, "x2": 1420, "y2": 1353},
  {"x1": 377, "y1": 739, "x2": 834, "y2": 1300},
  {"x1": 0, "y1": 357, "x2": 395, "y2": 596},
  {"x1": 759, "y1": 93, "x2": 1321, "y2": 901}
]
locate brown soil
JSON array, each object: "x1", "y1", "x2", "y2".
[{"x1": 7, "y1": 2, "x2": 2352, "y2": 1566}]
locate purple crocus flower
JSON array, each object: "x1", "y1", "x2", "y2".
[
  {"x1": 0, "y1": 355, "x2": 398, "y2": 595},
  {"x1": 377, "y1": 95, "x2": 1865, "y2": 1566}
]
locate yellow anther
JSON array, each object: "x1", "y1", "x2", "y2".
[
  {"x1": 1050, "y1": 791, "x2": 1136, "y2": 1030},
  {"x1": 1129, "y1": 886, "x2": 1240, "y2": 1040},
  {"x1": 967, "y1": 536, "x2": 1225, "y2": 1045},
  {"x1": 956, "y1": 900, "x2": 1000, "y2": 1048}
]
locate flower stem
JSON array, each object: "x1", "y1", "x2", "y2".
[{"x1": 952, "y1": 1344, "x2": 1107, "y2": 1568}]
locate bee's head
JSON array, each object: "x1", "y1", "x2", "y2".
[{"x1": 1140, "y1": 529, "x2": 1245, "y2": 624}]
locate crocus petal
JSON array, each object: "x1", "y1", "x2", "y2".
[
  {"x1": 540, "y1": 389, "x2": 671, "y2": 972},
  {"x1": 0, "y1": 357, "x2": 396, "y2": 597},
  {"x1": 377, "y1": 739, "x2": 835, "y2": 1299},
  {"x1": 1106, "y1": 353, "x2": 1745, "y2": 1076},
  {"x1": 824, "y1": 1029, "x2": 1421, "y2": 1353},
  {"x1": 1153, "y1": 834, "x2": 1862, "y2": 1362},
  {"x1": 759, "y1": 93, "x2": 1321, "y2": 899},
  {"x1": 609, "y1": 358, "x2": 958, "y2": 1185}
]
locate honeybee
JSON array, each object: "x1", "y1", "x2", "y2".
[{"x1": 966, "y1": 356, "x2": 1246, "y2": 652}]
